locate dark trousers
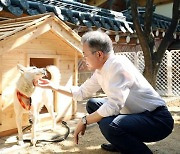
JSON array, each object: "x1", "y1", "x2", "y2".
[{"x1": 86, "y1": 98, "x2": 174, "y2": 154}]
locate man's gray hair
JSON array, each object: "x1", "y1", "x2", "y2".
[{"x1": 81, "y1": 30, "x2": 113, "y2": 54}]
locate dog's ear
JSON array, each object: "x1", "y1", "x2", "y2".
[{"x1": 17, "y1": 64, "x2": 26, "y2": 73}]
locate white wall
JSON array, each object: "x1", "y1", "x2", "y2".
[{"x1": 155, "y1": 3, "x2": 173, "y2": 18}]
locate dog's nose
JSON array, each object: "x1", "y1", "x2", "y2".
[
  {"x1": 29, "y1": 118, "x2": 33, "y2": 124},
  {"x1": 42, "y1": 68, "x2": 47, "y2": 76}
]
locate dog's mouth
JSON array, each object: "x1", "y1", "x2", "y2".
[
  {"x1": 33, "y1": 67, "x2": 54, "y2": 86},
  {"x1": 33, "y1": 69, "x2": 47, "y2": 86}
]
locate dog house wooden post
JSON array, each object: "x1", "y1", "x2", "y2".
[{"x1": 54, "y1": 51, "x2": 79, "y2": 121}]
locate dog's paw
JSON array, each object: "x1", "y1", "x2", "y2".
[
  {"x1": 31, "y1": 139, "x2": 37, "y2": 146},
  {"x1": 18, "y1": 140, "x2": 25, "y2": 145},
  {"x1": 52, "y1": 124, "x2": 57, "y2": 131}
]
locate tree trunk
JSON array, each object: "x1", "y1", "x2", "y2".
[
  {"x1": 150, "y1": 0, "x2": 180, "y2": 87},
  {"x1": 130, "y1": 0, "x2": 154, "y2": 86},
  {"x1": 130, "y1": 0, "x2": 180, "y2": 88}
]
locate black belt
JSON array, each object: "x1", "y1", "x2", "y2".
[{"x1": 152, "y1": 106, "x2": 166, "y2": 113}]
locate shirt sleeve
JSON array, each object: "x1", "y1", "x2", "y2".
[
  {"x1": 71, "y1": 72, "x2": 101, "y2": 101},
  {"x1": 97, "y1": 59, "x2": 135, "y2": 117}
]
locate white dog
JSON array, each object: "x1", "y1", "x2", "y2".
[{"x1": 14, "y1": 64, "x2": 60, "y2": 146}]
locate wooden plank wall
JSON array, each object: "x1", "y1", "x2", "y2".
[
  {"x1": 0, "y1": 50, "x2": 29, "y2": 134},
  {"x1": 56, "y1": 55, "x2": 76, "y2": 120}
]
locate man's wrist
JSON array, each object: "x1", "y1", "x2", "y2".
[{"x1": 82, "y1": 115, "x2": 87, "y2": 125}]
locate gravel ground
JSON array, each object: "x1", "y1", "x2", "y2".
[{"x1": 0, "y1": 97, "x2": 179, "y2": 154}]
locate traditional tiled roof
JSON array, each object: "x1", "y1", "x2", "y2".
[
  {"x1": 0, "y1": 0, "x2": 179, "y2": 35},
  {"x1": 122, "y1": 7, "x2": 180, "y2": 32},
  {"x1": 0, "y1": 0, "x2": 133, "y2": 33}
]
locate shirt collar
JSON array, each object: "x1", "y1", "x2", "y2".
[{"x1": 97, "y1": 53, "x2": 115, "y2": 73}]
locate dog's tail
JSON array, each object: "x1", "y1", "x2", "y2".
[{"x1": 46, "y1": 65, "x2": 61, "y2": 84}]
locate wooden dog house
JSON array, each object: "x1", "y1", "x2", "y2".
[{"x1": 0, "y1": 13, "x2": 82, "y2": 136}]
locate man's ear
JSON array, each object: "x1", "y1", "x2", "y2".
[
  {"x1": 17, "y1": 64, "x2": 26, "y2": 73},
  {"x1": 96, "y1": 51, "x2": 103, "y2": 58}
]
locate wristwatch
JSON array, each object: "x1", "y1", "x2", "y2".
[{"x1": 82, "y1": 115, "x2": 87, "y2": 125}]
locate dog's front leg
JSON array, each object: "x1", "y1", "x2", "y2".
[
  {"x1": 15, "y1": 112, "x2": 24, "y2": 145},
  {"x1": 30, "y1": 110, "x2": 38, "y2": 146},
  {"x1": 46, "y1": 104, "x2": 56, "y2": 130}
]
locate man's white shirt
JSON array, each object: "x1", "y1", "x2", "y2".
[{"x1": 71, "y1": 54, "x2": 165, "y2": 117}]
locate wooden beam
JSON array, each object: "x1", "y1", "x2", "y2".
[
  {"x1": 0, "y1": 12, "x2": 51, "y2": 25},
  {"x1": 0, "y1": 10, "x2": 22, "y2": 19},
  {"x1": 0, "y1": 128, "x2": 18, "y2": 137},
  {"x1": 73, "y1": 51, "x2": 78, "y2": 117},
  {"x1": 74, "y1": 51, "x2": 78, "y2": 86},
  {"x1": 0, "y1": 20, "x2": 34, "y2": 29}
]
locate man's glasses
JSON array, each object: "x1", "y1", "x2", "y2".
[{"x1": 83, "y1": 51, "x2": 97, "y2": 58}]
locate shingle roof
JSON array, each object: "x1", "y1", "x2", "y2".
[{"x1": 0, "y1": 13, "x2": 50, "y2": 40}]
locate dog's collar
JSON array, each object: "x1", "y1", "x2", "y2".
[{"x1": 16, "y1": 90, "x2": 32, "y2": 110}]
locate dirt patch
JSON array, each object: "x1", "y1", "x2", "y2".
[{"x1": 0, "y1": 97, "x2": 179, "y2": 154}]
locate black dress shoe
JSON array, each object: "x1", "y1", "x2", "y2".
[{"x1": 101, "y1": 143, "x2": 119, "y2": 152}]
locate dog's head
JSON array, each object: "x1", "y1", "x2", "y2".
[
  {"x1": 16, "y1": 64, "x2": 47, "y2": 96},
  {"x1": 17, "y1": 64, "x2": 47, "y2": 82}
]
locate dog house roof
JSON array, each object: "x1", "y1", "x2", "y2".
[{"x1": 0, "y1": 13, "x2": 82, "y2": 56}]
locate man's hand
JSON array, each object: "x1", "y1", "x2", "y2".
[
  {"x1": 33, "y1": 79, "x2": 56, "y2": 90},
  {"x1": 74, "y1": 112, "x2": 103, "y2": 144},
  {"x1": 74, "y1": 120, "x2": 86, "y2": 144}
]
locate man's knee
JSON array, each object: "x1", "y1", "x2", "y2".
[
  {"x1": 99, "y1": 118, "x2": 120, "y2": 141},
  {"x1": 99, "y1": 120, "x2": 112, "y2": 140},
  {"x1": 100, "y1": 121, "x2": 124, "y2": 138}
]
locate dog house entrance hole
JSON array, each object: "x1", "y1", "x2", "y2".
[{"x1": 30, "y1": 58, "x2": 55, "y2": 114}]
